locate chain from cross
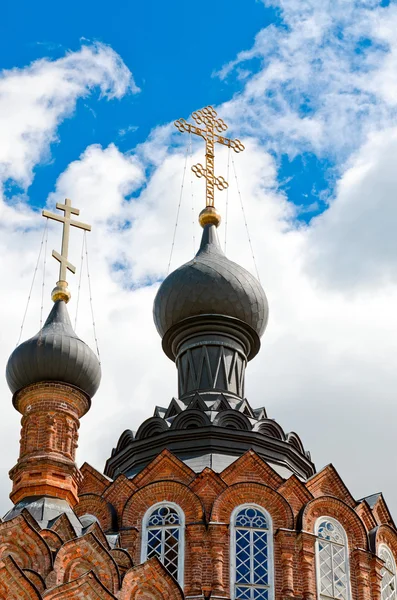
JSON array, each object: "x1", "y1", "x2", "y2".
[
  {"x1": 174, "y1": 105, "x2": 245, "y2": 208},
  {"x1": 42, "y1": 198, "x2": 91, "y2": 283}
]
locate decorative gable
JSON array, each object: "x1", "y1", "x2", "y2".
[
  {"x1": 277, "y1": 475, "x2": 313, "y2": 516},
  {"x1": 79, "y1": 463, "x2": 110, "y2": 496},
  {"x1": 132, "y1": 448, "x2": 195, "y2": 488},
  {"x1": 306, "y1": 464, "x2": 356, "y2": 507},
  {"x1": 220, "y1": 450, "x2": 283, "y2": 489},
  {"x1": 189, "y1": 467, "x2": 227, "y2": 519}
]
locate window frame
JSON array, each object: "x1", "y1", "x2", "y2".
[
  {"x1": 379, "y1": 543, "x2": 397, "y2": 600},
  {"x1": 141, "y1": 501, "x2": 185, "y2": 588},
  {"x1": 230, "y1": 503, "x2": 274, "y2": 600},
  {"x1": 315, "y1": 516, "x2": 352, "y2": 600}
]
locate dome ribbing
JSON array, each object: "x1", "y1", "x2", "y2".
[
  {"x1": 153, "y1": 224, "x2": 269, "y2": 340},
  {"x1": 6, "y1": 300, "x2": 101, "y2": 398}
]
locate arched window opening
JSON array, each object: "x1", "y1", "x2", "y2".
[
  {"x1": 380, "y1": 545, "x2": 397, "y2": 600},
  {"x1": 141, "y1": 502, "x2": 184, "y2": 587},
  {"x1": 231, "y1": 504, "x2": 273, "y2": 600},
  {"x1": 315, "y1": 517, "x2": 351, "y2": 600}
]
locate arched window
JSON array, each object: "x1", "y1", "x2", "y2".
[
  {"x1": 315, "y1": 517, "x2": 351, "y2": 600},
  {"x1": 379, "y1": 545, "x2": 397, "y2": 600},
  {"x1": 231, "y1": 504, "x2": 273, "y2": 600},
  {"x1": 141, "y1": 502, "x2": 184, "y2": 586}
]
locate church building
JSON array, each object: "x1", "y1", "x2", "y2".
[{"x1": 0, "y1": 107, "x2": 395, "y2": 600}]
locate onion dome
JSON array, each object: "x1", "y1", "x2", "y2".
[
  {"x1": 153, "y1": 223, "x2": 269, "y2": 340},
  {"x1": 6, "y1": 300, "x2": 101, "y2": 398}
]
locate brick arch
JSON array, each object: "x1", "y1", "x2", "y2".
[
  {"x1": 74, "y1": 493, "x2": 117, "y2": 532},
  {"x1": 122, "y1": 480, "x2": 204, "y2": 528},
  {"x1": 119, "y1": 558, "x2": 184, "y2": 600},
  {"x1": 43, "y1": 570, "x2": 117, "y2": 599},
  {"x1": 0, "y1": 556, "x2": 42, "y2": 600},
  {"x1": 52, "y1": 532, "x2": 120, "y2": 593},
  {"x1": 301, "y1": 496, "x2": 368, "y2": 550},
  {"x1": 210, "y1": 482, "x2": 294, "y2": 529},
  {"x1": 374, "y1": 524, "x2": 397, "y2": 558},
  {"x1": 0, "y1": 515, "x2": 52, "y2": 576}
]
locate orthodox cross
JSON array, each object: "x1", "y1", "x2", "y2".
[
  {"x1": 42, "y1": 198, "x2": 91, "y2": 283},
  {"x1": 174, "y1": 105, "x2": 245, "y2": 208}
]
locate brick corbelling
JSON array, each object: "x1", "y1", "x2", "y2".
[
  {"x1": 13, "y1": 382, "x2": 90, "y2": 419},
  {"x1": 302, "y1": 496, "x2": 368, "y2": 550}
]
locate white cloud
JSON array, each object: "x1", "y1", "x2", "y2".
[
  {"x1": 0, "y1": 42, "x2": 137, "y2": 187},
  {"x1": 1, "y1": 3, "x2": 397, "y2": 529}
]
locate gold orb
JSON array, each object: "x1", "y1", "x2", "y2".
[
  {"x1": 51, "y1": 281, "x2": 71, "y2": 304},
  {"x1": 199, "y1": 206, "x2": 221, "y2": 228}
]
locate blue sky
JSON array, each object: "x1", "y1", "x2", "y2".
[
  {"x1": 1, "y1": 0, "x2": 328, "y2": 218},
  {"x1": 1, "y1": 0, "x2": 397, "y2": 517}
]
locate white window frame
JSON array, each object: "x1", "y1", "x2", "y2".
[
  {"x1": 379, "y1": 543, "x2": 397, "y2": 600},
  {"x1": 141, "y1": 501, "x2": 185, "y2": 588},
  {"x1": 230, "y1": 503, "x2": 274, "y2": 600},
  {"x1": 315, "y1": 516, "x2": 352, "y2": 600}
]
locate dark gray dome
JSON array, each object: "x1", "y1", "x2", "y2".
[
  {"x1": 154, "y1": 224, "x2": 268, "y2": 338},
  {"x1": 6, "y1": 300, "x2": 101, "y2": 397}
]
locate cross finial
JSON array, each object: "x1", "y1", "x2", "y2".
[
  {"x1": 42, "y1": 198, "x2": 91, "y2": 303},
  {"x1": 174, "y1": 106, "x2": 245, "y2": 227}
]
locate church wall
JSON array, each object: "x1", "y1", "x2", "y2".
[{"x1": 1, "y1": 448, "x2": 396, "y2": 599}]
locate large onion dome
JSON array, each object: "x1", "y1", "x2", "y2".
[
  {"x1": 153, "y1": 223, "x2": 269, "y2": 340},
  {"x1": 6, "y1": 300, "x2": 101, "y2": 398}
]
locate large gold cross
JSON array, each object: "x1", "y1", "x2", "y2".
[
  {"x1": 174, "y1": 105, "x2": 245, "y2": 209},
  {"x1": 42, "y1": 198, "x2": 91, "y2": 283}
]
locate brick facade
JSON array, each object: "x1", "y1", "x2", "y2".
[
  {"x1": 0, "y1": 448, "x2": 395, "y2": 599},
  {"x1": 9, "y1": 382, "x2": 90, "y2": 506}
]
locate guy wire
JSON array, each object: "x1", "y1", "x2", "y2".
[
  {"x1": 167, "y1": 143, "x2": 189, "y2": 275},
  {"x1": 231, "y1": 155, "x2": 261, "y2": 283},
  {"x1": 84, "y1": 231, "x2": 101, "y2": 363},
  {"x1": 74, "y1": 233, "x2": 85, "y2": 331},
  {"x1": 16, "y1": 218, "x2": 48, "y2": 347},
  {"x1": 224, "y1": 147, "x2": 231, "y2": 253},
  {"x1": 39, "y1": 220, "x2": 49, "y2": 334},
  {"x1": 189, "y1": 133, "x2": 196, "y2": 255}
]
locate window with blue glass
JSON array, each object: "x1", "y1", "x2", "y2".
[
  {"x1": 231, "y1": 504, "x2": 273, "y2": 600},
  {"x1": 141, "y1": 502, "x2": 184, "y2": 586}
]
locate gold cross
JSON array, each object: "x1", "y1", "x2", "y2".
[
  {"x1": 174, "y1": 105, "x2": 245, "y2": 209},
  {"x1": 42, "y1": 198, "x2": 91, "y2": 283}
]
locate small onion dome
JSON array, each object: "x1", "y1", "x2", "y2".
[
  {"x1": 153, "y1": 224, "x2": 269, "y2": 338},
  {"x1": 6, "y1": 300, "x2": 101, "y2": 398}
]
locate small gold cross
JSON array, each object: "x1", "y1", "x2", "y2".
[
  {"x1": 42, "y1": 198, "x2": 91, "y2": 302},
  {"x1": 174, "y1": 106, "x2": 245, "y2": 213}
]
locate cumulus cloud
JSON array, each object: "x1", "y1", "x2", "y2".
[
  {"x1": 0, "y1": 43, "x2": 137, "y2": 187},
  {"x1": 1, "y1": 1, "x2": 397, "y2": 527}
]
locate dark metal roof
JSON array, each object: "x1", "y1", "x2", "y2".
[
  {"x1": 361, "y1": 493, "x2": 382, "y2": 509},
  {"x1": 153, "y1": 224, "x2": 269, "y2": 339},
  {"x1": 6, "y1": 300, "x2": 101, "y2": 398},
  {"x1": 105, "y1": 392, "x2": 315, "y2": 481},
  {"x1": 3, "y1": 496, "x2": 83, "y2": 534}
]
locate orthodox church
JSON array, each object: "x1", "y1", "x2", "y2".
[{"x1": 0, "y1": 107, "x2": 395, "y2": 600}]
